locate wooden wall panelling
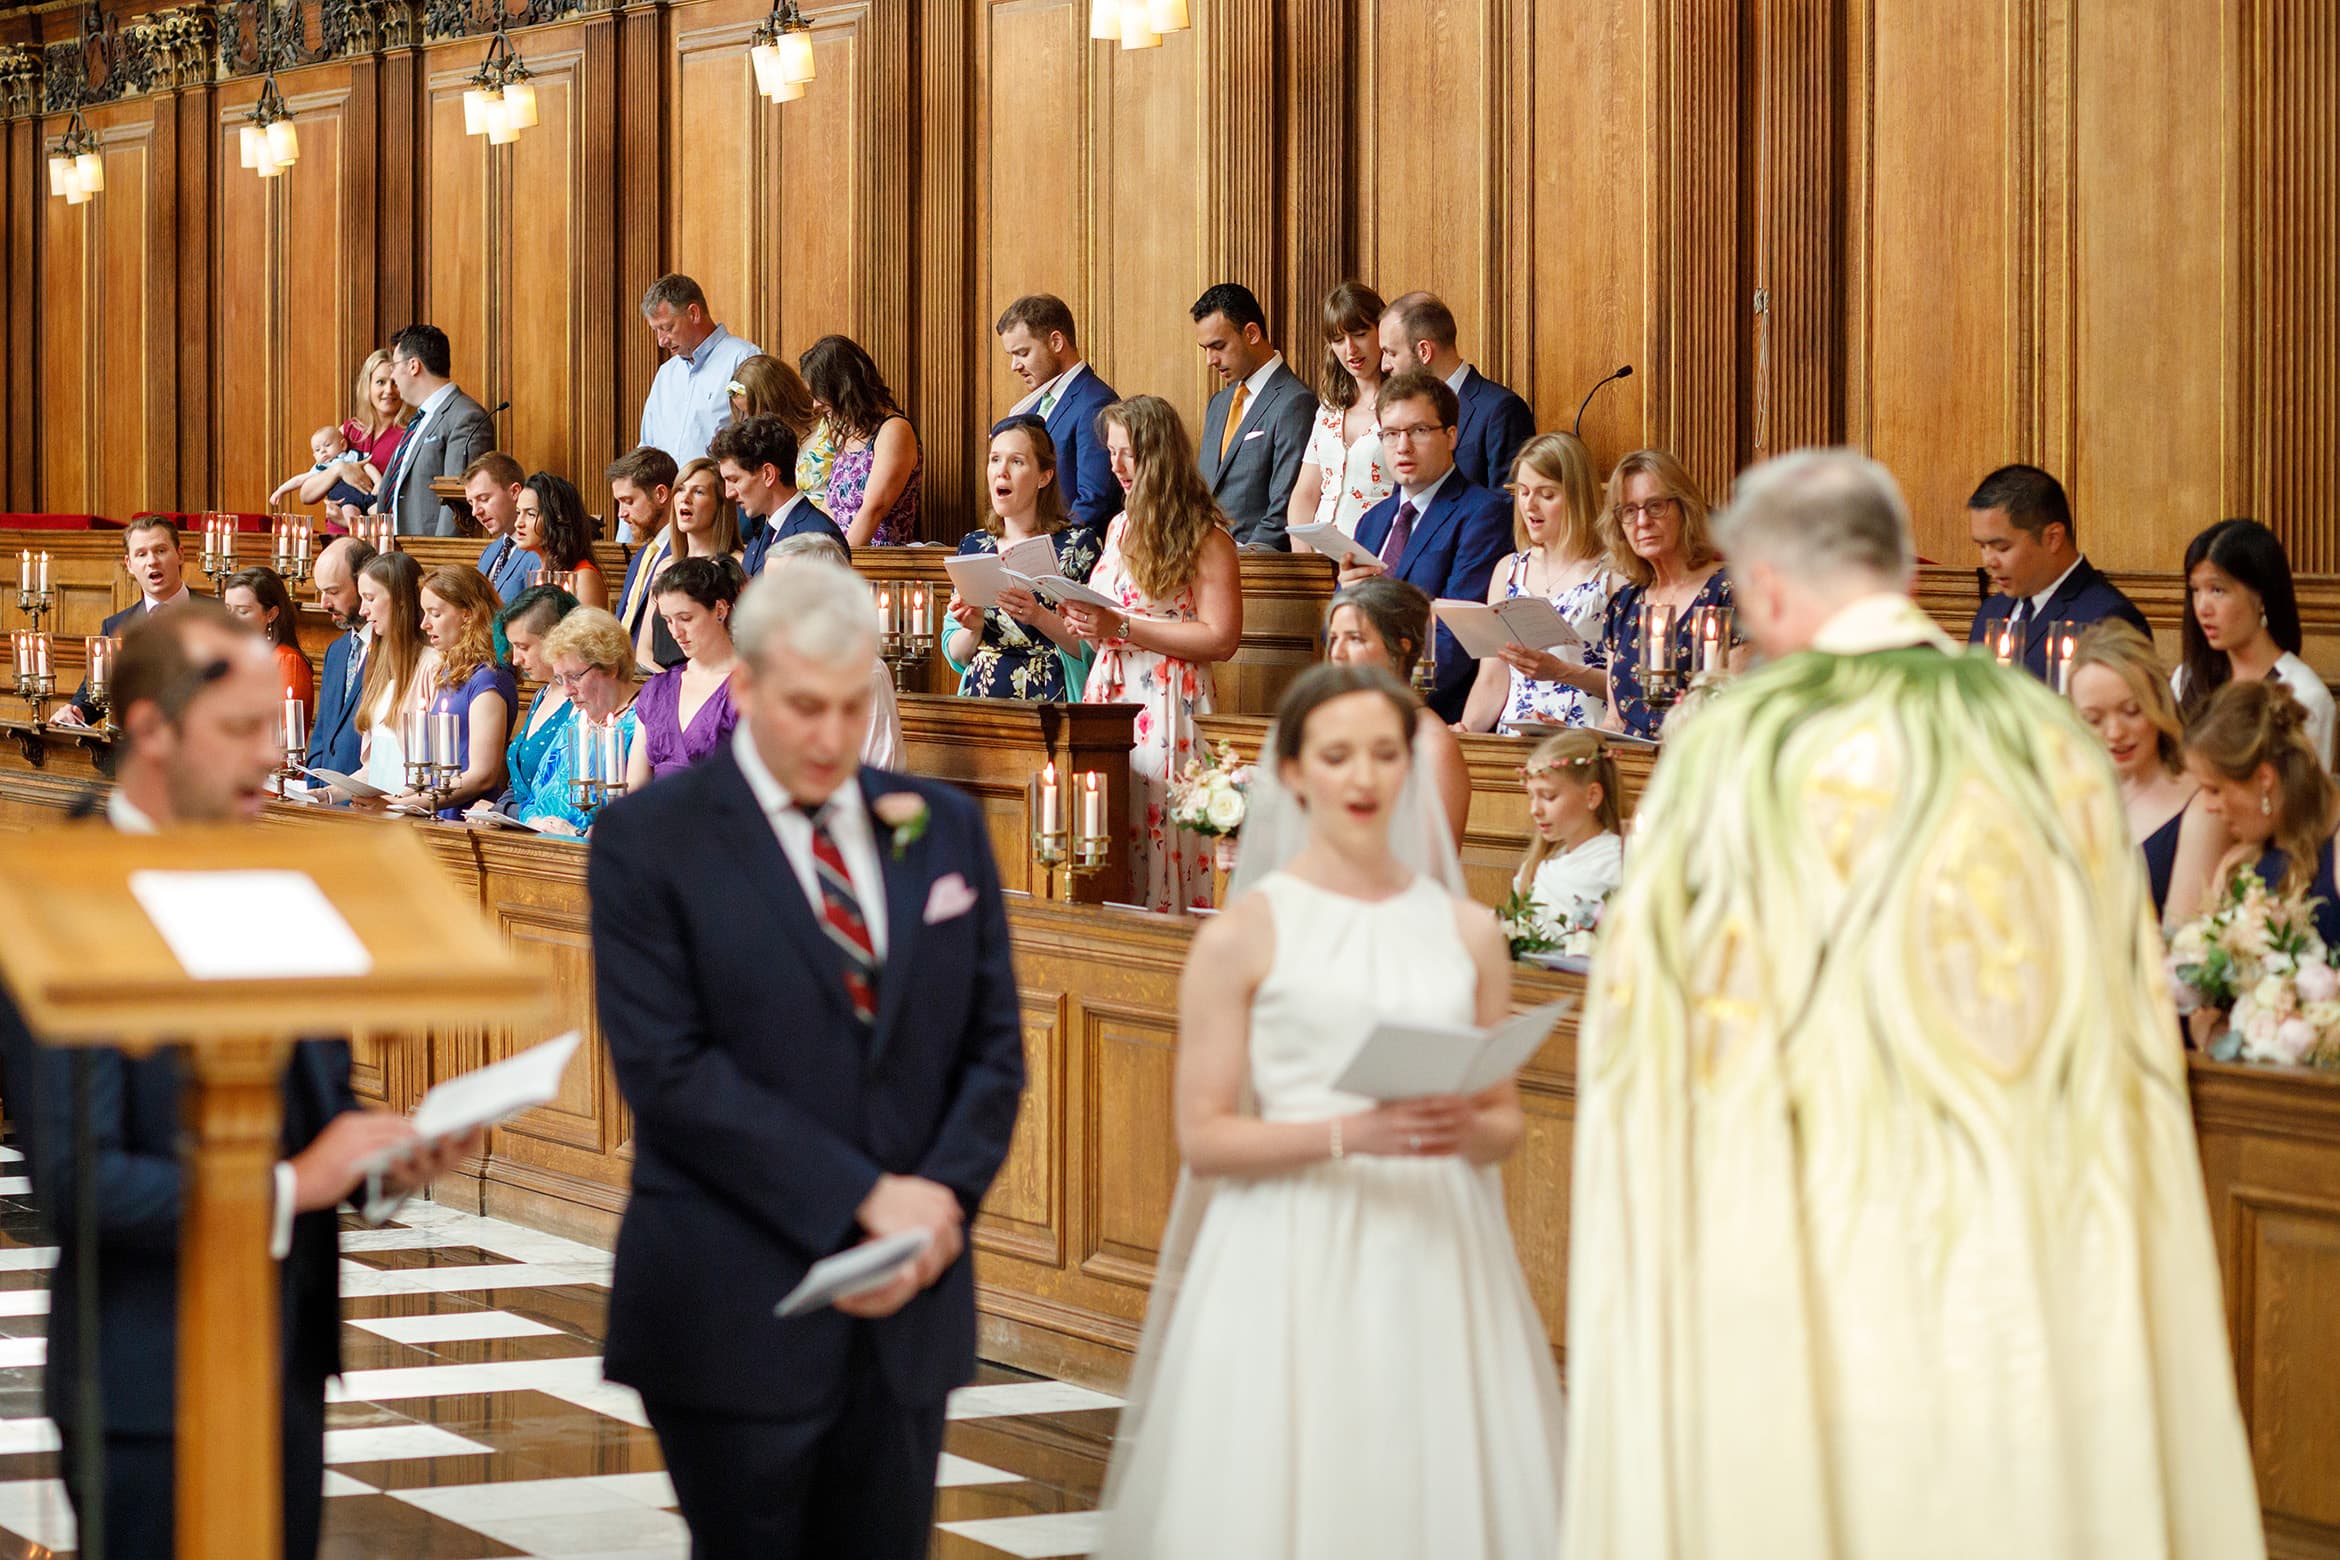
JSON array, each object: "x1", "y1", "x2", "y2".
[
  {"x1": 376, "y1": 39, "x2": 420, "y2": 333},
  {"x1": 668, "y1": 0, "x2": 768, "y2": 382},
  {"x1": 141, "y1": 93, "x2": 176, "y2": 509},
  {"x1": 616, "y1": 2, "x2": 665, "y2": 439},
  {"x1": 1093, "y1": 6, "x2": 1206, "y2": 431},
  {"x1": 1206, "y1": 0, "x2": 1276, "y2": 326},
  {"x1": 282, "y1": 78, "x2": 358, "y2": 502},
  {"x1": 1747, "y1": 0, "x2": 1838, "y2": 458},
  {"x1": 1353, "y1": 0, "x2": 1504, "y2": 402},
  {"x1": 1648, "y1": 0, "x2": 1738, "y2": 502},
  {"x1": 423, "y1": 50, "x2": 497, "y2": 416},
  {"x1": 1525, "y1": 0, "x2": 1650, "y2": 473},
  {"x1": 579, "y1": 15, "x2": 620, "y2": 471},
  {"x1": 6, "y1": 119, "x2": 36, "y2": 508},
  {"x1": 211, "y1": 80, "x2": 275, "y2": 509},
  {"x1": 500, "y1": 32, "x2": 587, "y2": 480},
  {"x1": 172, "y1": 83, "x2": 213, "y2": 512},
  {"x1": 2249, "y1": 0, "x2": 2339, "y2": 572},
  {"x1": 973, "y1": 0, "x2": 1088, "y2": 430},
  {"x1": 912, "y1": 0, "x2": 971, "y2": 536}
]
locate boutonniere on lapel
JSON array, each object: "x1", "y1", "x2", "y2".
[{"x1": 872, "y1": 792, "x2": 929, "y2": 860}]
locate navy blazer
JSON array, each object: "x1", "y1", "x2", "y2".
[
  {"x1": 1453, "y1": 367, "x2": 1536, "y2": 491},
  {"x1": 1353, "y1": 472, "x2": 1515, "y2": 721},
  {"x1": 307, "y1": 629, "x2": 367, "y2": 774},
  {"x1": 589, "y1": 754, "x2": 1025, "y2": 1416},
  {"x1": 1965, "y1": 556, "x2": 2152, "y2": 681},
  {"x1": 741, "y1": 499, "x2": 849, "y2": 576},
  {"x1": 476, "y1": 535, "x2": 542, "y2": 604},
  {"x1": 0, "y1": 984, "x2": 353, "y2": 1434},
  {"x1": 1045, "y1": 367, "x2": 1123, "y2": 537}
]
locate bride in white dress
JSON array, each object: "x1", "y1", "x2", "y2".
[{"x1": 1096, "y1": 663, "x2": 1566, "y2": 1559}]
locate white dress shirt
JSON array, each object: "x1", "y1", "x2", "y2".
[
  {"x1": 865, "y1": 663, "x2": 903, "y2": 769},
  {"x1": 1011, "y1": 361, "x2": 1089, "y2": 418},
  {"x1": 141, "y1": 583, "x2": 193, "y2": 614},
  {"x1": 1443, "y1": 362, "x2": 1475, "y2": 396},
  {"x1": 641, "y1": 324, "x2": 760, "y2": 467},
  {"x1": 1223, "y1": 353, "x2": 1287, "y2": 443},
  {"x1": 730, "y1": 724, "x2": 889, "y2": 959}
]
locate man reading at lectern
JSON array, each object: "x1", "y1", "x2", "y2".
[{"x1": 0, "y1": 600, "x2": 472, "y2": 1560}]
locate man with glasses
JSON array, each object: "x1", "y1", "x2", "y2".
[
  {"x1": 1340, "y1": 367, "x2": 1513, "y2": 720},
  {"x1": 1, "y1": 599, "x2": 472, "y2": 1559}
]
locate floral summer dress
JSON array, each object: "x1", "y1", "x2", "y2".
[
  {"x1": 826, "y1": 415, "x2": 923, "y2": 546},
  {"x1": 1602, "y1": 568, "x2": 1735, "y2": 739},
  {"x1": 1082, "y1": 516, "x2": 1215, "y2": 912},
  {"x1": 1499, "y1": 552, "x2": 1615, "y2": 729},
  {"x1": 954, "y1": 526, "x2": 1104, "y2": 702}
]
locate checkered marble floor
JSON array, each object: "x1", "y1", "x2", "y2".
[{"x1": 0, "y1": 1181, "x2": 1119, "y2": 1559}]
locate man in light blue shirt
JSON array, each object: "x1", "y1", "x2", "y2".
[{"x1": 638, "y1": 273, "x2": 759, "y2": 471}]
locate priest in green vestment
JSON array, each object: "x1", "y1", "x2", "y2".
[{"x1": 1562, "y1": 450, "x2": 2263, "y2": 1559}]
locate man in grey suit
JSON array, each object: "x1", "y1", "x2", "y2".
[
  {"x1": 1191, "y1": 282, "x2": 1316, "y2": 552},
  {"x1": 369, "y1": 323, "x2": 497, "y2": 537}
]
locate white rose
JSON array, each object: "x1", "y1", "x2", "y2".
[
  {"x1": 1205, "y1": 788, "x2": 1246, "y2": 832},
  {"x1": 2300, "y1": 962, "x2": 2339, "y2": 1004},
  {"x1": 2252, "y1": 974, "x2": 2293, "y2": 1014},
  {"x1": 2274, "y1": 1017, "x2": 2320, "y2": 1065}
]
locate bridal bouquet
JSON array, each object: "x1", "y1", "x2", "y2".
[
  {"x1": 1500, "y1": 888, "x2": 1609, "y2": 961},
  {"x1": 1167, "y1": 742, "x2": 1254, "y2": 839},
  {"x1": 2168, "y1": 867, "x2": 2340, "y2": 1068}
]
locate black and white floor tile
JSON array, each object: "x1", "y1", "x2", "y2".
[{"x1": 0, "y1": 1170, "x2": 1119, "y2": 1559}]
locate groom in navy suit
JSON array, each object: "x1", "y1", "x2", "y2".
[
  {"x1": 1346, "y1": 368, "x2": 1515, "y2": 722},
  {"x1": 996, "y1": 293, "x2": 1121, "y2": 537},
  {"x1": 590, "y1": 559, "x2": 1024, "y2": 1558}
]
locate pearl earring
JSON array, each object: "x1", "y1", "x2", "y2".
[{"x1": 2263, "y1": 791, "x2": 2274, "y2": 818}]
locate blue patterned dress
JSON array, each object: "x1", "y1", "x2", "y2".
[
  {"x1": 516, "y1": 705, "x2": 642, "y2": 832},
  {"x1": 1496, "y1": 552, "x2": 1615, "y2": 729},
  {"x1": 953, "y1": 525, "x2": 1105, "y2": 702},
  {"x1": 1602, "y1": 568, "x2": 1735, "y2": 739}
]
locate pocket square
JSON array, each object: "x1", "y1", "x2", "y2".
[
  {"x1": 923, "y1": 873, "x2": 978, "y2": 925},
  {"x1": 1242, "y1": 427, "x2": 1267, "y2": 441}
]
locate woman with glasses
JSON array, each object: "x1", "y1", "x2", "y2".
[
  {"x1": 1598, "y1": 449, "x2": 1738, "y2": 739},
  {"x1": 1458, "y1": 432, "x2": 1615, "y2": 733},
  {"x1": 471, "y1": 583, "x2": 580, "y2": 825},
  {"x1": 521, "y1": 607, "x2": 643, "y2": 836}
]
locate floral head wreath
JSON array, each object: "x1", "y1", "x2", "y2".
[{"x1": 1519, "y1": 746, "x2": 1605, "y2": 781}]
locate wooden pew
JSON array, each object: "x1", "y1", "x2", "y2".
[{"x1": 898, "y1": 694, "x2": 1139, "y2": 903}]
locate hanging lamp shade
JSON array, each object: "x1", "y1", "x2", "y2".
[
  {"x1": 750, "y1": 42, "x2": 784, "y2": 98},
  {"x1": 263, "y1": 121, "x2": 297, "y2": 168},
  {"x1": 1089, "y1": 0, "x2": 1121, "y2": 40},
  {"x1": 1147, "y1": 0, "x2": 1187, "y2": 30},
  {"x1": 46, "y1": 155, "x2": 70, "y2": 196},
  {"x1": 777, "y1": 31, "x2": 816, "y2": 84},
  {"x1": 74, "y1": 151, "x2": 104, "y2": 192},
  {"x1": 769, "y1": 76, "x2": 806, "y2": 102},
  {"x1": 1119, "y1": 6, "x2": 1159, "y2": 47},
  {"x1": 505, "y1": 80, "x2": 539, "y2": 129}
]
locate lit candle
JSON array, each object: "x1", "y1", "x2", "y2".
[
  {"x1": 35, "y1": 551, "x2": 47, "y2": 596},
  {"x1": 282, "y1": 691, "x2": 304, "y2": 754},
  {"x1": 33, "y1": 634, "x2": 47, "y2": 679},
  {"x1": 1080, "y1": 770, "x2": 1104, "y2": 841},
  {"x1": 601, "y1": 719, "x2": 621, "y2": 784},
  {"x1": 85, "y1": 636, "x2": 107, "y2": 689},
  {"x1": 2055, "y1": 631, "x2": 2077, "y2": 695},
  {"x1": 431, "y1": 709, "x2": 460, "y2": 771},
  {"x1": 910, "y1": 584, "x2": 928, "y2": 633},
  {"x1": 1641, "y1": 602, "x2": 1677, "y2": 672},
  {"x1": 1698, "y1": 610, "x2": 1720, "y2": 673},
  {"x1": 877, "y1": 585, "x2": 893, "y2": 627},
  {"x1": 1040, "y1": 760, "x2": 1061, "y2": 836}
]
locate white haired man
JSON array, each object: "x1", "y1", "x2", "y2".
[
  {"x1": 587, "y1": 560, "x2": 1024, "y2": 1557},
  {"x1": 1562, "y1": 448, "x2": 2263, "y2": 1558}
]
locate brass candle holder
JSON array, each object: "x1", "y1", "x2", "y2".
[
  {"x1": 1030, "y1": 764, "x2": 1112, "y2": 896},
  {"x1": 566, "y1": 715, "x2": 629, "y2": 824},
  {"x1": 10, "y1": 630, "x2": 54, "y2": 725},
  {"x1": 198, "y1": 513, "x2": 243, "y2": 591},
  {"x1": 271, "y1": 514, "x2": 315, "y2": 585},
  {"x1": 1638, "y1": 599, "x2": 1684, "y2": 719},
  {"x1": 876, "y1": 582, "x2": 936, "y2": 693},
  {"x1": 15, "y1": 547, "x2": 52, "y2": 630}
]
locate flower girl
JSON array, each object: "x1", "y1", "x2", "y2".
[
  {"x1": 1515, "y1": 729, "x2": 1624, "y2": 937},
  {"x1": 1096, "y1": 663, "x2": 1565, "y2": 1559}
]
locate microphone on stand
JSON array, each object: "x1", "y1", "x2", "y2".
[
  {"x1": 1572, "y1": 365, "x2": 1633, "y2": 439},
  {"x1": 488, "y1": 400, "x2": 512, "y2": 425}
]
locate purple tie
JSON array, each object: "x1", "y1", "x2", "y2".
[{"x1": 1379, "y1": 500, "x2": 1417, "y2": 569}]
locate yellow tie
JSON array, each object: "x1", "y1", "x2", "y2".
[{"x1": 1220, "y1": 383, "x2": 1249, "y2": 459}]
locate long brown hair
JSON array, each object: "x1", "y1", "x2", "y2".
[
  {"x1": 730, "y1": 353, "x2": 819, "y2": 440},
  {"x1": 354, "y1": 550, "x2": 426, "y2": 734},
  {"x1": 798, "y1": 334, "x2": 901, "y2": 442},
  {"x1": 1604, "y1": 448, "x2": 1718, "y2": 588},
  {"x1": 674, "y1": 458, "x2": 742, "y2": 556},
  {"x1": 1514, "y1": 730, "x2": 1622, "y2": 894},
  {"x1": 1316, "y1": 280, "x2": 1388, "y2": 409},
  {"x1": 421, "y1": 565, "x2": 503, "y2": 691},
  {"x1": 1509, "y1": 432, "x2": 1605, "y2": 561},
  {"x1": 2186, "y1": 679, "x2": 2338, "y2": 897},
  {"x1": 223, "y1": 566, "x2": 301, "y2": 652},
  {"x1": 1101, "y1": 395, "x2": 1225, "y2": 601},
  {"x1": 981, "y1": 416, "x2": 1069, "y2": 539}
]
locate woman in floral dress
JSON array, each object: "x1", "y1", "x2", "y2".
[
  {"x1": 1060, "y1": 396, "x2": 1245, "y2": 911},
  {"x1": 946, "y1": 415, "x2": 1103, "y2": 701},
  {"x1": 801, "y1": 333, "x2": 922, "y2": 546},
  {"x1": 1599, "y1": 448, "x2": 1744, "y2": 739},
  {"x1": 1459, "y1": 431, "x2": 1617, "y2": 732},
  {"x1": 1287, "y1": 281, "x2": 1393, "y2": 539}
]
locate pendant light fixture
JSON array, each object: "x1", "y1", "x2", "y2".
[
  {"x1": 47, "y1": 108, "x2": 103, "y2": 204},
  {"x1": 462, "y1": 18, "x2": 539, "y2": 145},
  {"x1": 240, "y1": 0, "x2": 299, "y2": 179},
  {"x1": 748, "y1": 0, "x2": 815, "y2": 105},
  {"x1": 1087, "y1": 0, "x2": 1187, "y2": 49}
]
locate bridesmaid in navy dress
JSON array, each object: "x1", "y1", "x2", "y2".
[
  {"x1": 624, "y1": 554, "x2": 745, "y2": 790},
  {"x1": 2067, "y1": 623, "x2": 2227, "y2": 927}
]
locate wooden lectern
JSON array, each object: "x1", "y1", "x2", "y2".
[{"x1": 0, "y1": 824, "x2": 551, "y2": 1559}]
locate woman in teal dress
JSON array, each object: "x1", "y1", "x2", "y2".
[
  {"x1": 515, "y1": 607, "x2": 644, "y2": 836},
  {"x1": 945, "y1": 415, "x2": 1102, "y2": 701},
  {"x1": 474, "y1": 583, "x2": 579, "y2": 824}
]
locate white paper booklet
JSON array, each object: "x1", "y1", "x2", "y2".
[
  {"x1": 355, "y1": 1032, "x2": 581, "y2": 1220},
  {"x1": 775, "y1": 1229, "x2": 934, "y2": 1318},
  {"x1": 1331, "y1": 999, "x2": 1574, "y2": 1100},
  {"x1": 128, "y1": 869, "x2": 375, "y2": 982},
  {"x1": 297, "y1": 765, "x2": 390, "y2": 801},
  {"x1": 942, "y1": 553, "x2": 1021, "y2": 609},
  {"x1": 1288, "y1": 521, "x2": 1384, "y2": 569},
  {"x1": 1433, "y1": 597, "x2": 1585, "y2": 658},
  {"x1": 996, "y1": 535, "x2": 1062, "y2": 580},
  {"x1": 462, "y1": 809, "x2": 545, "y2": 833}
]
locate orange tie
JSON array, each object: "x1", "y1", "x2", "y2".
[{"x1": 1219, "y1": 383, "x2": 1249, "y2": 459}]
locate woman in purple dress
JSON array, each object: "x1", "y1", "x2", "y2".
[
  {"x1": 623, "y1": 554, "x2": 746, "y2": 789},
  {"x1": 800, "y1": 333, "x2": 922, "y2": 546}
]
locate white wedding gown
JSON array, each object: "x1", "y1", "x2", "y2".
[{"x1": 1097, "y1": 871, "x2": 1566, "y2": 1559}]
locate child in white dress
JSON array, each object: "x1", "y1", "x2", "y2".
[{"x1": 1515, "y1": 729, "x2": 1624, "y2": 936}]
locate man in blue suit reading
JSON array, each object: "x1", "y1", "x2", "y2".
[
  {"x1": 1343, "y1": 367, "x2": 1516, "y2": 722},
  {"x1": 305, "y1": 534, "x2": 377, "y2": 777},
  {"x1": 995, "y1": 293, "x2": 1121, "y2": 538},
  {"x1": 589, "y1": 559, "x2": 1025, "y2": 1557},
  {"x1": 1379, "y1": 291, "x2": 1536, "y2": 491}
]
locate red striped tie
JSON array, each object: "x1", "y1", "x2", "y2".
[{"x1": 802, "y1": 804, "x2": 878, "y2": 1026}]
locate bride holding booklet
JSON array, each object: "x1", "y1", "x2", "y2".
[{"x1": 1095, "y1": 663, "x2": 1566, "y2": 1559}]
